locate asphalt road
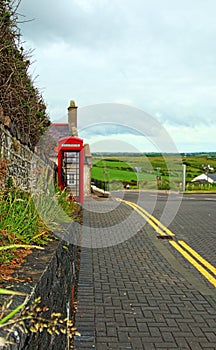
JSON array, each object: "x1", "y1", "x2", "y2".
[{"x1": 113, "y1": 191, "x2": 216, "y2": 289}]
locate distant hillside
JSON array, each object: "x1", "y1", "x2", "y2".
[{"x1": 92, "y1": 152, "x2": 216, "y2": 158}]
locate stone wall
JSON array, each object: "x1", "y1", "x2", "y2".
[
  {"x1": 0, "y1": 240, "x2": 79, "y2": 350},
  {"x1": 0, "y1": 120, "x2": 56, "y2": 191}
]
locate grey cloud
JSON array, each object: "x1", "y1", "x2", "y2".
[
  {"x1": 16, "y1": 0, "x2": 216, "y2": 151},
  {"x1": 77, "y1": 103, "x2": 173, "y2": 144},
  {"x1": 18, "y1": 0, "x2": 216, "y2": 51},
  {"x1": 18, "y1": 0, "x2": 128, "y2": 48}
]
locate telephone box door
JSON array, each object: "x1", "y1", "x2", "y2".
[{"x1": 58, "y1": 137, "x2": 84, "y2": 204}]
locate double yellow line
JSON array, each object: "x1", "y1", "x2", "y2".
[
  {"x1": 170, "y1": 240, "x2": 216, "y2": 287},
  {"x1": 119, "y1": 198, "x2": 174, "y2": 237},
  {"x1": 117, "y1": 198, "x2": 216, "y2": 288}
]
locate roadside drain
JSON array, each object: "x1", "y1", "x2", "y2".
[{"x1": 157, "y1": 235, "x2": 173, "y2": 240}]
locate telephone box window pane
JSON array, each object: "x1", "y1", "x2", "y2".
[{"x1": 67, "y1": 174, "x2": 76, "y2": 185}]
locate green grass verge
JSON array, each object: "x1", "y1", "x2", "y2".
[
  {"x1": 0, "y1": 187, "x2": 78, "y2": 264},
  {"x1": 92, "y1": 154, "x2": 216, "y2": 191}
]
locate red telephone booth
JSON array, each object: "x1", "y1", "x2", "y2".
[{"x1": 58, "y1": 136, "x2": 84, "y2": 204}]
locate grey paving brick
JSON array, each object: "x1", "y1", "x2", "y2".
[
  {"x1": 153, "y1": 343, "x2": 178, "y2": 349},
  {"x1": 205, "y1": 332, "x2": 216, "y2": 342},
  {"x1": 117, "y1": 331, "x2": 130, "y2": 342},
  {"x1": 143, "y1": 343, "x2": 157, "y2": 350},
  {"x1": 161, "y1": 332, "x2": 176, "y2": 343}
]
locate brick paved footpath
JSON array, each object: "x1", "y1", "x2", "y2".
[{"x1": 74, "y1": 197, "x2": 216, "y2": 350}]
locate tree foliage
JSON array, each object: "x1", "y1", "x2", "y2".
[{"x1": 0, "y1": 0, "x2": 50, "y2": 148}]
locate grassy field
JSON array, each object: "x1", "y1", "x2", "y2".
[{"x1": 91, "y1": 153, "x2": 216, "y2": 191}]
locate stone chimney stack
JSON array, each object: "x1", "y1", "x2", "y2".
[{"x1": 68, "y1": 100, "x2": 78, "y2": 131}]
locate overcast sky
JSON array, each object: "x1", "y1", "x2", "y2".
[{"x1": 18, "y1": 0, "x2": 216, "y2": 153}]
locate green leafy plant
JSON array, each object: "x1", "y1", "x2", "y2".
[{"x1": 0, "y1": 188, "x2": 52, "y2": 264}]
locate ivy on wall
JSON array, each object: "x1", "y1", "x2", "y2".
[{"x1": 0, "y1": 0, "x2": 50, "y2": 148}]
